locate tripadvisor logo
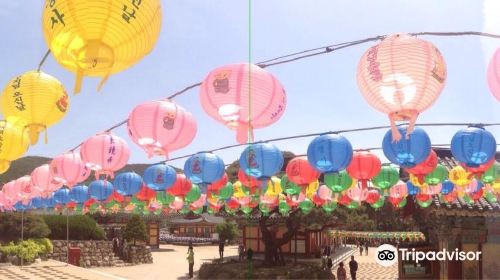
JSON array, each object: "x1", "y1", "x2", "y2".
[{"x1": 375, "y1": 244, "x2": 482, "y2": 267}]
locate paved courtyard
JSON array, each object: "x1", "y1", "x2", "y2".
[{"x1": 341, "y1": 247, "x2": 398, "y2": 280}]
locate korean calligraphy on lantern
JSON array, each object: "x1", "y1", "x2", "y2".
[
  {"x1": 122, "y1": 0, "x2": 142, "y2": 23},
  {"x1": 47, "y1": 0, "x2": 65, "y2": 29},
  {"x1": 11, "y1": 76, "x2": 25, "y2": 111}
]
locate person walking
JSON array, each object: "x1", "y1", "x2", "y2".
[
  {"x1": 112, "y1": 236, "x2": 119, "y2": 255},
  {"x1": 238, "y1": 243, "x2": 245, "y2": 261},
  {"x1": 187, "y1": 246, "x2": 194, "y2": 279},
  {"x1": 365, "y1": 242, "x2": 368, "y2": 256},
  {"x1": 359, "y1": 243, "x2": 363, "y2": 256},
  {"x1": 219, "y1": 239, "x2": 225, "y2": 259},
  {"x1": 337, "y1": 262, "x2": 347, "y2": 280},
  {"x1": 349, "y1": 255, "x2": 358, "y2": 280}
]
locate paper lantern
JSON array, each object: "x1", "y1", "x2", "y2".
[
  {"x1": 317, "y1": 185, "x2": 333, "y2": 201},
  {"x1": 347, "y1": 151, "x2": 381, "y2": 188},
  {"x1": 365, "y1": 189, "x2": 381, "y2": 204},
  {"x1": 286, "y1": 156, "x2": 320, "y2": 186},
  {"x1": 31, "y1": 164, "x2": 63, "y2": 197},
  {"x1": 54, "y1": 187, "x2": 70, "y2": 204},
  {"x1": 372, "y1": 165, "x2": 399, "y2": 189},
  {"x1": 424, "y1": 164, "x2": 448, "y2": 185},
  {"x1": 114, "y1": 172, "x2": 143, "y2": 196},
  {"x1": 487, "y1": 48, "x2": 500, "y2": 102},
  {"x1": 184, "y1": 152, "x2": 225, "y2": 190},
  {"x1": 185, "y1": 185, "x2": 202, "y2": 203},
  {"x1": 462, "y1": 159, "x2": 495, "y2": 179},
  {"x1": 370, "y1": 196, "x2": 385, "y2": 209},
  {"x1": 167, "y1": 174, "x2": 192, "y2": 197},
  {"x1": 449, "y1": 166, "x2": 471, "y2": 186},
  {"x1": 240, "y1": 143, "x2": 283, "y2": 180},
  {"x1": 451, "y1": 126, "x2": 497, "y2": 167},
  {"x1": 136, "y1": 185, "x2": 156, "y2": 201},
  {"x1": 237, "y1": 169, "x2": 261, "y2": 188},
  {"x1": 128, "y1": 100, "x2": 197, "y2": 158},
  {"x1": 441, "y1": 180, "x2": 454, "y2": 195},
  {"x1": 481, "y1": 162, "x2": 500, "y2": 184},
  {"x1": 207, "y1": 173, "x2": 228, "y2": 192},
  {"x1": 50, "y1": 151, "x2": 90, "y2": 188},
  {"x1": 89, "y1": 180, "x2": 114, "y2": 201},
  {"x1": 1, "y1": 181, "x2": 20, "y2": 205},
  {"x1": 69, "y1": 185, "x2": 89, "y2": 204},
  {"x1": 143, "y1": 164, "x2": 177, "y2": 191},
  {"x1": 42, "y1": 0, "x2": 162, "y2": 93},
  {"x1": 357, "y1": 34, "x2": 446, "y2": 141},
  {"x1": 200, "y1": 63, "x2": 286, "y2": 143},
  {"x1": 389, "y1": 181, "x2": 408, "y2": 199},
  {"x1": 307, "y1": 134, "x2": 353, "y2": 173},
  {"x1": 406, "y1": 150, "x2": 437, "y2": 184},
  {"x1": 324, "y1": 171, "x2": 353, "y2": 192},
  {"x1": 0, "y1": 119, "x2": 29, "y2": 174},
  {"x1": 346, "y1": 185, "x2": 369, "y2": 202},
  {"x1": 382, "y1": 126, "x2": 431, "y2": 168},
  {"x1": 81, "y1": 132, "x2": 130, "y2": 179},
  {"x1": 16, "y1": 176, "x2": 39, "y2": 202}
]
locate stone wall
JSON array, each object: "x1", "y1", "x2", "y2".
[
  {"x1": 48, "y1": 240, "x2": 118, "y2": 267},
  {"x1": 128, "y1": 245, "x2": 153, "y2": 264}
]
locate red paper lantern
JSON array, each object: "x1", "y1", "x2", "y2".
[
  {"x1": 208, "y1": 173, "x2": 228, "y2": 192},
  {"x1": 347, "y1": 151, "x2": 381, "y2": 188},
  {"x1": 406, "y1": 150, "x2": 438, "y2": 184},
  {"x1": 286, "y1": 156, "x2": 320, "y2": 186},
  {"x1": 167, "y1": 174, "x2": 192, "y2": 197},
  {"x1": 365, "y1": 189, "x2": 381, "y2": 204},
  {"x1": 388, "y1": 196, "x2": 403, "y2": 207},
  {"x1": 338, "y1": 194, "x2": 352, "y2": 206},
  {"x1": 238, "y1": 169, "x2": 261, "y2": 188},
  {"x1": 136, "y1": 185, "x2": 156, "y2": 201},
  {"x1": 461, "y1": 158, "x2": 495, "y2": 179},
  {"x1": 416, "y1": 193, "x2": 431, "y2": 202}
]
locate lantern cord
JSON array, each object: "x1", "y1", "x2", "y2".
[
  {"x1": 37, "y1": 49, "x2": 51, "y2": 72},
  {"x1": 60, "y1": 31, "x2": 500, "y2": 151},
  {"x1": 159, "y1": 122, "x2": 500, "y2": 164}
]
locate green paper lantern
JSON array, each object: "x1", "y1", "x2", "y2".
[
  {"x1": 373, "y1": 166, "x2": 399, "y2": 189},
  {"x1": 259, "y1": 203, "x2": 271, "y2": 215},
  {"x1": 416, "y1": 198, "x2": 432, "y2": 208},
  {"x1": 278, "y1": 201, "x2": 291, "y2": 215},
  {"x1": 324, "y1": 171, "x2": 352, "y2": 192},
  {"x1": 299, "y1": 198, "x2": 314, "y2": 213},
  {"x1": 185, "y1": 184, "x2": 201, "y2": 203},
  {"x1": 156, "y1": 192, "x2": 174, "y2": 204},
  {"x1": 322, "y1": 201, "x2": 337, "y2": 213},
  {"x1": 179, "y1": 206, "x2": 190, "y2": 214},
  {"x1": 282, "y1": 175, "x2": 302, "y2": 195},
  {"x1": 89, "y1": 203, "x2": 99, "y2": 213},
  {"x1": 462, "y1": 194, "x2": 474, "y2": 205},
  {"x1": 241, "y1": 206, "x2": 253, "y2": 215},
  {"x1": 370, "y1": 196, "x2": 385, "y2": 209},
  {"x1": 347, "y1": 201, "x2": 360, "y2": 209},
  {"x1": 207, "y1": 207, "x2": 214, "y2": 215},
  {"x1": 424, "y1": 164, "x2": 448, "y2": 185},
  {"x1": 481, "y1": 162, "x2": 500, "y2": 184},
  {"x1": 218, "y1": 183, "x2": 234, "y2": 200},
  {"x1": 484, "y1": 192, "x2": 498, "y2": 203},
  {"x1": 193, "y1": 207, "x2": 203, "y2": 215},
  {"x1": 396, "y1": 197, "x2": 407, "y2": 209}
]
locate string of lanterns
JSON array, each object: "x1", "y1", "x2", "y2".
[{"x1": 0, "y1": 1, "x2": 499, "y2": 216}]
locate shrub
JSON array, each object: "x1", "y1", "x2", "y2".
[
  {"x1": 215, "y1": 221, "x2": 238, "y2": 242},
  {"x1": 0, "y1": 213, "x2": 50, "y2": 242},
  {"x1": 123, "y1": 214, "x2": 147, "y2": 245},
  {"x1": 43, "y1": 215, "x2": 105, "y2": 240},
  {"x1": 0, "y1": 242, "x2": 19, "y2": 256},
  {"x1": 33, "y1": 238, "x2": 53, "y2": 255},
  {"x1": 17, "y1": 240, "x2": 43, "y2": 262}
]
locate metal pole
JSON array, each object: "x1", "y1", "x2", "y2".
[
  {"x1": 66, "y1": 208, "x2": 69, "y2": 265},
  {"x1": 294, "y1": 231, "x2": 297, "y2": 264},
  {"x1": 21, "y1": 210, "x2": 24, "y2": 267}
]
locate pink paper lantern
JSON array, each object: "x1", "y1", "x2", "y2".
[
  {"x1": 487, "y1": 48, "x2": 500, "y2": 102},
  {"x1": 169, "y1": 196, "x2": 184, "y2": 210},
  {"x1": 346, "y1": 185, "x2": 369, "y2": 202},
  {"x1": 128, "y1": 100, "x2": 197, "y2": 158},
  {"x1": 317, "y1": 185, "x2": 333, "y2": 201},
  {"x1": 31, "y1": 164, "x2": 63, "y2": 197},
  {"x1": 80, "y1": 132, "x2": 130, "y2": 179},
  {"x1": 1, "y1": 181, "x2": 20, "y2": 204},
  {"x1": 190, "y1": 194, "x2": 207, "y2": 208},
  {"x1": 389, "y1": 180, "x2": 409, "y2": 199},
  {"x1": 50, "y1": 152, "x2": 91, "y2": 188},
  {"x1": 357, "y1": 34, "x2": 447, "y2": 141},
  {"x1": 200, "y1": 63, "x2": 286, "y2": 143},
  {"x1": 16, "y1": 176, "x2": 40, "y2": 202}
]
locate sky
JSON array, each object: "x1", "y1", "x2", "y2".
[{"x1": 0, "y1": 0, "x2": 499, "y2": 169}]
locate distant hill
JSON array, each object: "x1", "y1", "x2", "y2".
[{"x1": 0, "y1": 156, "x2": 173, "y2": 186}]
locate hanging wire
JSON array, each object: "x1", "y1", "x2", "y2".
[
  {"x1": 156, "y1": 122, "x2": 500, "y2": 164},
  {"x1": 37, "y1": 31, "x2": 500, "y2": 152}
]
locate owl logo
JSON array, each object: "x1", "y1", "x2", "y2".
[
  {"x1": 56, "y1": 93, "x2": 69, "y2": 113},
  {"x1": 213, "y1": 70, "x2": 231, "y2": 93},
  {"x1": 163, "y1": 107, "x2": 177, "y2": 130},
  {"x1": 191, "y1": 157, "x2": 202, "y2": 174}
]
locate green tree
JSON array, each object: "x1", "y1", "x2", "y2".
[
  {"x1": 123, "y1": 214, "x2": 148, "y2": 245},
  {"x1": 43, "y1": 215, "x2": 105, "y2": 240},
  {"x1": 215, "y1": 221, "x2": 238, "y2": 242},
  {"x1": 0, "y1": 213, "x2": 50, "y2": 242}
]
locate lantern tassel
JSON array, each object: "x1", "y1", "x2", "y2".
[
  {"x1": 97, "y1": 72, "x2": 110, "y2": 92},
  {"x1": 74, "y1": 69, "x2": 83, "y2": 94}
]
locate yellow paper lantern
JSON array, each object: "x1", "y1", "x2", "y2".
[
  {"x1": 0, "y1": 119, "x2": 29, "y2": 174},
  {"x1": 232, "y1": 181, "x2": 246, "y2": 199},
  {"x1": 449, "y1": 166, "x2": 471, "y2": 186},
  {"x1": 492, "y1": 178, "x2": 500, "y2": 192},
  {"x1": 409, "y1": 174, "x2": 428, "y2": 188},
  {"x1": 306, "y1": 180, "x2": 320, "y2": 199},
  {"x1": 42, "y1": 0, "x2": 162, "y2": 93},
  {"x1": 1, "y1": 71, "x2": 69, "y2": 145},
  {"x1": 265, "y1": 177, "x2": 282, "y2": 196}
]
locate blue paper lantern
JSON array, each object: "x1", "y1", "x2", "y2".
[
  {"x1": 143, "y1": 164, "x2": 177, "y2": 191},
  {"x1": 184, "y1": 152, "x2": 225, "y2": 185},
  {"x1": 89, "y1": 180, "x2": 114, "y2": 201},
  {"x1": 382, "y1": 126, "x2": 431, "y2": 168},
  {"x1": 43, "y1": 196, "x2": 57, "y2": 208},
  {"x1": 307, "y1": 134, "x2": 353, "y2": 173},
  {"x1": 30, "y1": 197, "x2": 43, "y2": 209},
  {"x1": 70, "y1": 185, "x2": 89, "y2": 204},
  {"x1": 14, "y1": 202, "x2": 26, "y2": 211},
  {"x1": 114, "y1": 172, "x2": 143, "y2": 196},
  {"x1": 406, "y1": 181, "x2": 420, "y2": 195},
  {"x1": 240, "y1": 143, "x2": 283, "y2": 180},
  {"x1": 451, "y1": 126, "x2": 497, "y2": 167},
  {"x1": 54, "y1": 188, "x2": 71, "y2": 204},
  {"x1": 441, "y1": 180, "x2": 454, "y2": 195}
]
